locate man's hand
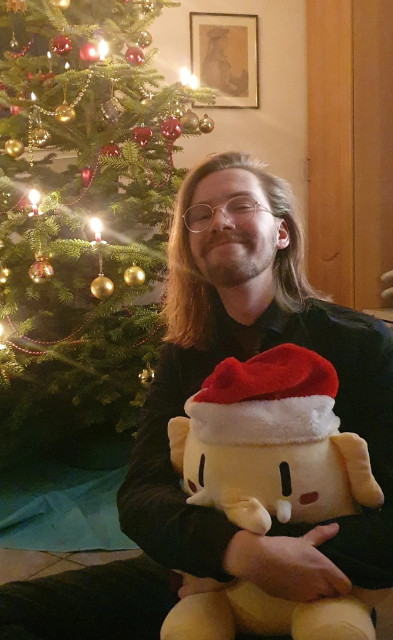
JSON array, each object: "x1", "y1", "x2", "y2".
[{"x1": 222, "y1": 523, "x2": 352, "y2": 602}]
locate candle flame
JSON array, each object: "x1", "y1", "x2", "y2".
[
  {"x1": 179, "y1": 67, "x2": 191, "y2": 86},
  {"x1": 90, "y1": 217, "x2": 103, "y2": 234},
  {"x1": 28, "y1": 189, "x2": 41, "y2": 206},
  {"x1": 98, "y1": 40, "x2": 109, "y2": 61}
]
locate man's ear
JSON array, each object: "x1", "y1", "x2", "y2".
[
  {"x1": 276, "y1": 220, "x2": 290, "y2": 250},
  {"x1": 168, "y1": 416, "x2": 190, "y2": 474}
]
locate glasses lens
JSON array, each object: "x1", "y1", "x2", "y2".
[
  {"x1": 225, "y1": 196, "x2": 256, "y2": 224},
  {"x1": 184, "y1": 204, "x2": 212, "y2": 232}
]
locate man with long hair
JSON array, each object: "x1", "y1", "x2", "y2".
[{"x1": 1, "y1": 152, "x2": 392, "y2": 640}]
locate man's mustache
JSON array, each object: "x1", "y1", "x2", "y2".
[{"x1": 201, "y1": 231, "x2": 250, "y2": 256}]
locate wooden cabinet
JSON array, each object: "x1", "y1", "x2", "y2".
[{"x1": 306, "y1": 0, "x2": 393, "y2": 311}]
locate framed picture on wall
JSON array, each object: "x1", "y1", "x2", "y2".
[{"x1": 190, "y1": 12, "x2": 259, "y2": 108}]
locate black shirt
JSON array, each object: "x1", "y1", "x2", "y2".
[{"x1": 117, "y1": 298, "x2": 393, "y2": 588}]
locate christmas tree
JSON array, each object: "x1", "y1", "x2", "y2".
[{"x1": 0, "y1": 0, "x2": 214, "y2": 465}]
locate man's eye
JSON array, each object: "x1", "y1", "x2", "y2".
[
  {"x1": 229, "y1": 199, "x2": 255, "y2": 213},
  {"x1": 190, "y1": 207, "x2": 211, "y2": 222}
]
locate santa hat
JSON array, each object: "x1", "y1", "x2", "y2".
[{"x1": 184, "y1": 343, "x2": 340, "y2": 446}]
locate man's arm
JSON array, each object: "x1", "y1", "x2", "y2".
[
  {"x1": 117, "y1": 343, "x2": 240, "y2": 580},
  {"x1": 222, "y1": 526, "x2": 352, "y2": 602}
]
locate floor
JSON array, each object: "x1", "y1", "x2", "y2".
[{"x1": 0, "y1": 547, "x2": 142, "y2": 585}]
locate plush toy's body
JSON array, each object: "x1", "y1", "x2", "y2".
[{"x1": 160, "y1": 344, "x2": 387, "y2": 640}]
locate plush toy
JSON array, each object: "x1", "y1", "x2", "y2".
[{"x1": 161, "y1": 343, "x2": 387, "y2": 640}]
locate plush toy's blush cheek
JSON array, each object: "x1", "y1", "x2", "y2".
[
  {"x1": 299, "y1": 491, "x2": 319, "y2": 505},
  {"x1": 187, "y1": 479, "x2": 197, "y2": 493}
]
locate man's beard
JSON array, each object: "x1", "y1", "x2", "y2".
[
  {"x1": 203, "y1": 258, "x2": 263, "y2": 287},
  {"x1": 198, "y1": 231, "x2": 277, "y2": 288}
]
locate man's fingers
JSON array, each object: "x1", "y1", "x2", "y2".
[
  {"x1": 303, "y1": 523, "x2": 340, "y2": 547},
  {"x1": 303, "y1": 524, "x2": 352, "y2": 596},
  {"x1": 329, "y1": 569, "x2": 352, "y2": 596}
]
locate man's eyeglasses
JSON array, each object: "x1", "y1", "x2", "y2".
[{"x1": 183, "y1": 195, "x2": 270, "y2": 233}]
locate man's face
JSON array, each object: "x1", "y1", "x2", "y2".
[{"x1": 187, "y1": 168, "x2": 289, "y2": 289}]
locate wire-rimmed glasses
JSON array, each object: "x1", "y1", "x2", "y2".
[{"x1": 183, "y1": 195, "x2": 268, "y2": 233}]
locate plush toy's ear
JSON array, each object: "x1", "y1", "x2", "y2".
[
  {"x1": 168, "y1": 416, "x2": 190, "y2": 474},
  {"x1": 330, "y1": 432, "x2": 384, "y2": 507}
]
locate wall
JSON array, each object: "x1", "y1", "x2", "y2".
[{"x1": 149, "y1": 0, "x2": 308, "y2": 215}]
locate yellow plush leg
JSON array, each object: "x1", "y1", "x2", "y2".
[
  {"x1": 160, "y1": 592, "x2": 236, "y2": 640},
  {"x1": 292, "y1": 596, "x2": 376, "y2": 640}
]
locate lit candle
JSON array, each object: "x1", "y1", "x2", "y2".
[
  {"x1": 179, "y1": 67, "x2": 191, "y2": 86},
  {"x1": 179, "y1": 67, "x2": 198, "y2": 89},
  {"x1": 47, "y1": 51, "x2": 52, "y2": 72},
  {"x1": 28, "y1": 189, "x2": 41, "y2": 217},
  {"x1": 98, "y1": 40, "x2": 109, "y2": 61},
  {"x1": 64, "y1": 61, "x2": 70, "y2": 70},
  {"x1": 90, "y1": 217, "x2": 103, "y2": 243},
  {"x1": 30, "y1": 92, "x2": 37, "y2": 101}
]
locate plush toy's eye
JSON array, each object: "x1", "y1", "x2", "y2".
[
  {"x1": 186, "y1": 454, "x2": 206, "y2": 494},
  {"x1": 279, "y1": 461, "x2": 292, "y2": 496},
  {"x1": 198, "y1": 454, "x2": 205, "y2": 487}
]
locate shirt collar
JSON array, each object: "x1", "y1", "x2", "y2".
[{"x1": 214, "y1": 295, "x2": 291, "y2": 336}]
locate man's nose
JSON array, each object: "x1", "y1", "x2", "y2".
[{"x1": 210, "y1": 205, "x2": 235, "y2": 230}]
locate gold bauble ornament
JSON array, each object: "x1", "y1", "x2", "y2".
[
  {"x1": 28, "y1": 256, "x2": 54, "y2": 284},
  {"x1": 199, "y1": 113, "x2": 215, "y2": 134},
  {"x1": 51, "y1": 0, "x2": 70, "y2": 7},
  {"x1": 0, "y1": 266, "x2": 10, "y2": 284},
  {"x1": 141, "y1": 0, "x2": 156, "y2": 13},
  {"x1": 30, "y1": 127, "x2": 52, "y2": 148},
  {"x1": 124, "y1": 265, "x2": 145, "y2": 287},
  {"x1": 139, "y1": 364, "x2": 155, "y2": 388},
  {"x1": 90, "y1": 275, "x2": 114, "y2": 299},
  {"x1": 55, "y1": 101, "x2": 76, "y2": 124},
  {"x1": 135, "y1": 30, "x2": 152, "y2": 48},
  {"x1": 181, "y1": 110, "x2": 200, "y2": 132},
  {"x1": 4, "y1": 139, "x2": 25, "y2": 158}
]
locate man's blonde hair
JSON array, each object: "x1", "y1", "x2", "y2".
[{"x1": 162, "y1": 151, "x2": 322, "y2": 349}]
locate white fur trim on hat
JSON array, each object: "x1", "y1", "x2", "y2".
[{"x1": 185, "y1": 394, "x2": 340, "y2": 446}]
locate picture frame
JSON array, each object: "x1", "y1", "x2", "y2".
[{"x1": 190, "y1": 12, "x2": 259, "y2": 109}]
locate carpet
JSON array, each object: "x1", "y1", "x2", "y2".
[{"x1": 0, "y1": 457, "x2": 138, "y2": 552}]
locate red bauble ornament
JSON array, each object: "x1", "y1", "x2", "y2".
[
  {"x1": 100, "y1": 143, "x2": 121, "y2": 157},
  {"x1": 132, "y1": 125, "x2": 153, "y2": 147},
  {"x1": 10, "y1": 105, "x2": 23, "y2": 115},
  {"x1": 26, "y1": 72, "x2": 34, "y2": 81},
  {"x1": 124, "y1": 46, "x2": 144, "y2": 66},
  {"x1": 17, "y1": 195, "x2": 30, "y2": 211},
  {"x1": 39, "y1": 72, "x2": 55, "y2": 83},
  {"x1": 81, "y1": 167, "x2": 92, "y2": 187},
  {"x1": 160, "y1": 116, "x2": 182, "y2": 141},
  {"x1": 79, "y1": 42, "x2": 100, "y2": 62},
  {"x1": 50, "y1": 35, "x2": 72, "y2": 56}
]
